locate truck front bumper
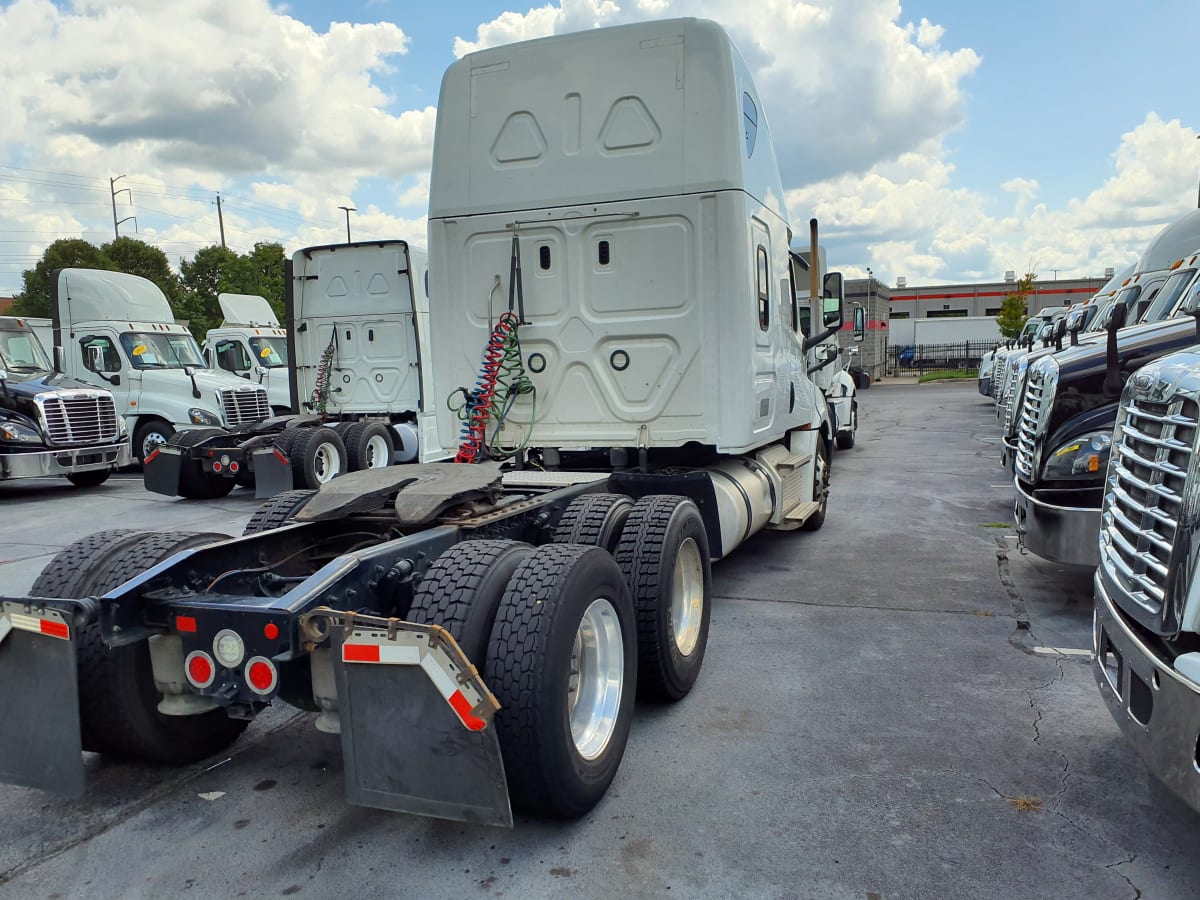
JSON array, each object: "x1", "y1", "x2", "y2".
[
  {"x1": 1000, "y1": 435, "x2": 1017, "y2": 472},
  {"x1": 1094, "y1": 576, "x2": 1200, "y2": 813},
  {"x1": 978, "y1": 376, "x2": 992, "y2": 397},
  {"x1": 0, "y1": 441, "x2": 130, "y2": 480},
  {"x1": 1013, "y1": 478, "x2": 1099, "y2": 567}
]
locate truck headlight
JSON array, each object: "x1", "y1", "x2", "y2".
[
  {"x1": 117, "y1": 415, "x2": 128, "y2": 437},
  {"x1": 189, "y1": 408, "x2": 221, "y2": 426},
  {"x1": 1042, "y1": 431, "x2": 1112, "y2": 480},
  {"x1": 0, "y1": 422, "x2": 43, "y2": 443}
]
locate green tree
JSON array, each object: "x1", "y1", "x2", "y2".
[
  {"x1": 10, "y1": 238, "x2": 117, "y2": 317},
  {"x1": 178, "y1": 242, "x2": 288, "y2": 338},
  {"x1": 996, "y1": 273, "x2": 1036, "y2": 339}
]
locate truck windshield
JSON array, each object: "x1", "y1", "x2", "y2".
[
  {"x1": 0, "y1": 328, "x2": 53, "y2": 380},
  {"x1": 120, "y1": 332, "x2": 206, "y2": 370},
  {"x1": 249, "y1": 336, "x2": 288, "y2": 368},
  {"x1": 1140, "y1": 268, "x2": 1197, "y2": 323}
]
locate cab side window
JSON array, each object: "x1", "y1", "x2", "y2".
[
  {"x1": 81, "y1": 336, "x2": 120, "y2": 373},
  {"x1": 756, "y1": 246, "x2": 770, "y2": 331},
  {"x1": 215, "y1": 339, "x2": 252, "y2": 373}
]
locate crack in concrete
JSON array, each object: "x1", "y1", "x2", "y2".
[
  {"x1": 993, "y1": 536, "x2": 1031, "y2": 630},
  {"x1": 1105, "y1": 854, "x2": 1142, "y2": 900}
]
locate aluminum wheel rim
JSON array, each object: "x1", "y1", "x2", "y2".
[
  {"x1": 567, "y1": 597, "x2": 624, "y2": 761},
  {"x1": 364, "y1": 434, "x2": 390, "y2": 468},
  {"x1": 142, "y1": 431, "x2": 168, "y2": 458},
  {"x1": 671, "y1": 537, "x2": 704, "y2": 657},
  {"x1": 313, "y1": 442, "x2": 340, "y2": 483}
]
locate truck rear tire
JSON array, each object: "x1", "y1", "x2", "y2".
[
  {"x1": 134, "y1": 419, "x2": 174, "y2": 463},
  {"x1": 289, "y1": 426, "x2": 347, "y2": 489},
  {"x1": 32, "y1": 530, "x2": 248, "y2": 762},
  {"x1": 164, "y1": 428, "x2": 236, "y2": 500},
  {"x1": 486, "y1": 544, "x2": 637, "y2": 818},
  {"x1": 67, "y1": 470, "x2": 111, "y2": 488},
  {"x1": 243, "y1": 489, "x2": 316, "y2": 534},
  {"x1": 343, "y1": 422, "x2": 395, "y2": 471},
  {"x1": 409, "y1": 540, "x2": 533, "y2": 663},
  {"x1": 801, "y1": 440, "x2": 830, "y2": 532},
  {"x1": 615, "y1": 495, "x2": 711, "y2": 701},
  {"x1": 552, "y1": 493, "x2": 634, "y2": 553}
]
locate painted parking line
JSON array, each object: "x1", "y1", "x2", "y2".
[{"x1": 1032, "y1": 646, "x2": 1092, "y2": 658}]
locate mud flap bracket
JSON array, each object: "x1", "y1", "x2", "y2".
[{"x1": 318, "y1": 611, "x2": 512, "y2": 827}]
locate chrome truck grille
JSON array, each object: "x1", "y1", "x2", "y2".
[
  {"x1": 35, "y1": 393, "x2": 120, "y2": 446},
  {"x1": 1014, "y1": 366, "x2": 1047, "y2": 479},
  {"x1": 218, "y1": 387, "x2": 270, "y2": 428},
  {"x1": 1100, "y1": 394, "x2": 1198, "y2": 616},
  {"x1": 1003, "y1": 360, "x2": 1029, "y2": 439}
]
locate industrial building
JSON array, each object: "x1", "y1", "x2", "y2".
[{"x1": 837, "y1": 271, "x2": 1113, "y2": 382}]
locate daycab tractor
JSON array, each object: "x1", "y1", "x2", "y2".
[
  {"x1": 144, "y1": 240, "x2": 436, "y2": 499},
  {"x1": 0, "y1": 18, "x2": 836, "y2": 828},
  {"x1": 997, "y1": 265, "x2": 1133, "y2": 470},
  {"x1": 1011, "y1": 251, "x2": 1200, "y2": 566},
  {"x1": 49, "y1": 268, "x2": 270, "y2": 462},
  {"x1": 0, "y1": 316, "x2": 130, "y2": 486},
  {"x1": 1093, "y1": 346, "x2": 1200, "y2": 814},
  {"x1": 202, "y1": 293, "x2": 293, "y2": 414}
]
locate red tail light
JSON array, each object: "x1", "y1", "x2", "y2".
[{"x1": 185, "y1": 651, "x2": 216, "y2": 689}]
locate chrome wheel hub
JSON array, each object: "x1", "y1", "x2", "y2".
[
  {"x1": 671, "y1": 537, "x2": 704, "y2": 656},
  {"x1": 567, "y1": 597, "x2": 624, "y2": 761}
]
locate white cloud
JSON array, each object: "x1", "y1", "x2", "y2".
[{"x1": 790, "y1": 114, "x2": 1198, "y2": 285}]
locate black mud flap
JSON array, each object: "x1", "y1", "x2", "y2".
[
  {"x1": 0, "y1": 601, "x2": 83, "y2": 795},
  {"x1": 330, "y1": 621, "x2": 512, "y2": 827},
  {"x1": 142, "y1": 446, "x2": 182, "y2": 497},
  {"x1": 252, "y1": 447, "x2": 292, "y2": 499}
]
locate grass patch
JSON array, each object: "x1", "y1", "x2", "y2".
[
  {"x1": 918, "y1": 369, "x2": 977, "y2": 383},
  {"x1": 980, "y1": 522, "x2": 1011, "y2": 529}
]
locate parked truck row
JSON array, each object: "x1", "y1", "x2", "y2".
[
  {"x1": 0, "y1": 18, "x2": 855, "y2": 828},
  {"x1": 983, "y1": 208, "x2": 1200, "y2": 817}
]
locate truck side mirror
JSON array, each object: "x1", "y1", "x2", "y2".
[
  {"x1": 86, "y1": 344, "x2": 104, "y2": 373},
  {"x1": 822, "y1": 271, "x2": 845, "y2": 330},
  {"x1": 183, "y1": 365, "x2": 196, "y2": 377}
]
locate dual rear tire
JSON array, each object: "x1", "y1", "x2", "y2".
[{"x1": 411, "y1": 492, "x2": 712, "y2": 818}]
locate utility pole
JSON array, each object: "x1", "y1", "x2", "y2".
[
  {"x1": 338, "y1": 205, "x2": 356, "y2": 243},
  {"x1": 110, "y1": 175, "x2": 137, "y2": 238},
  {"x1": 215, "y1": 193, "x2": 226, "y2": 249}
]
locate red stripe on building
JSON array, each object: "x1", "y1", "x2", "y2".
[{"x1": 890, "y1": 286, "x2": 1097, "y2": 302}]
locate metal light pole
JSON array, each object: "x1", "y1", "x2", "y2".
[{"x1": 338, "y1": 205, "x2": 356, "y2": 243}]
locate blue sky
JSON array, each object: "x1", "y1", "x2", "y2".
[{"x1": 0, "y1": 0, "x2": 1196, "y2": 294}]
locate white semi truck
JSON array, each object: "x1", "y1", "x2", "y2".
[
  {"x1": 48, "y1": 268, "x2": 271, "y2": 461},
  {"x1": 0, "y1": 18, "x2": 837, "y2": 827},
  {"x1": 202, "y1": 293, "x2": 293, "y2": 413},
  {"x1": 145, "y1": 240, "x2": 436, "y2": 499},
  {"x1": 795, "y1": 245, "x2": 857, "y2": 449}
]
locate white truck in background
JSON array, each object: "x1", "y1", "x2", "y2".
[
  {"x1": 0, "y1": 18, "x2": 841, "y2": 827},
  {"x1": 202, "y1": 293, "x2": 293, "y2": 414},
  {"x1": 49, "y1": 269, "x2": 271, "y2": 461},
  {"x1": 144, "y1": 240, "x2": 439, "y2": 499},
  {"x1": 888, "y1": 315, "x2": 1002, "y2": 347}
]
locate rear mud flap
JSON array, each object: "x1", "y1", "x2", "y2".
[
  {"x1": 142, "y1": 447, "x2": 182, "y2": 497},
  {"x1": 252, "y1": 447, "x2": 292, "y2": 499},
  {"x1": 329, "y1": 621, "x2": 512, "y2": 827},
  {"x1": 0, "y1": 602, "x2": 83, "y2": 795}
]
